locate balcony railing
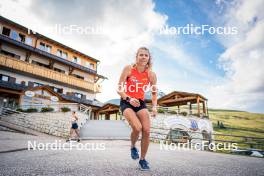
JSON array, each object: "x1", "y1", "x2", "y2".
[{"x1": 0, "y1": 55, "x2": 101, "y2": 93}]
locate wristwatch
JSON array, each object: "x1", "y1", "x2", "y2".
[{"x1": 125, "y1": 96, "x2": 131, "y2": 102}]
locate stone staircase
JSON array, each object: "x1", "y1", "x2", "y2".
[
  {"x1": 0, "y1": 103, "x2": 92, "y2": 138},
  {"x1": 0, "y1": 107, "x2": 22, "y2": 119}
]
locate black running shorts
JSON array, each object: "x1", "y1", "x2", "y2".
[
  {"x1": 120, "y1": 99, "x2": 147, "y2": 114},
  {"x1": 71, "y1": 123, "x2": 78, "y2": 129}
]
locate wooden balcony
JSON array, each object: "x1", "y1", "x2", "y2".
[{"x1": 0, "y1": 55, "x2": 101, "y2": 93}]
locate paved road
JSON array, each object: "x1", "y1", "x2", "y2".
[{"x1": 0, "y1": 130, "x2": 263, "y2": 176}]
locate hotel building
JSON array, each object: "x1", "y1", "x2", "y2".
[{"x1": 0, "y1": 16, "x2": 106, "y2": 118}]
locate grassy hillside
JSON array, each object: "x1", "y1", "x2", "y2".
[
  {"x1": 209, "y1": 110, "x2": 264, "y2": 133},
  {"x1": 208, "y1": 109, "x2": 264, "y2": 150}
]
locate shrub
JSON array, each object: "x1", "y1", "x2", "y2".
[
  {"x1": 180, "y1": 111, "x2": 188, "y2": 116},
  {"x1": 219, "y1": 122, "x2": 226, "y2": 129},
  {"x1": 41, "y1": 107, "x2": 54, "y2": 112},
  {"x1": 168, "y1": 110, "x2": 177, "y2": 114},
  {"x1": 192, "y1": 113, "x2": 200, "y2": 117},
  {"x1": 16, "y1": 108, "x2": 24, "y2": 112},
  {"x1": 61, "y1": 107, "x2": 71, "y2": 112},
  {"x1": 157, "y1": 109, "x2": 165, "y2": 113},
  {"x1": 25, "y1": 108, "x2": 38, "y2": 113}
]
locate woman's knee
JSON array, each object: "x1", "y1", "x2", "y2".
[
  {"x1": 142, "y1": 127, "x2": 150, "y2": 136},
  {"x1": 132, "y1": 124, "x2": 142, "y2": 133}
]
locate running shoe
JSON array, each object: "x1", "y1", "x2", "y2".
[
  {"x1": 139, "y1": 159, "x2": 150, "y2": 171},
  {"x1": 131, "y1": 147, "x2": 139, "y2": 160}
]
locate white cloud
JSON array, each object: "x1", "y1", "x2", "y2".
[
  {"x1": 0, "y1": 0, "x2": 167, "y2": 102},
  {"x1": 207, "y1": 0, "x2": 264, "y2": 112}
]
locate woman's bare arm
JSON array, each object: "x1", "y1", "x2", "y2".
[
  {"x1": 117, "y1": 65, "x2": 131, "y2": 99},
  {"x1": 149, "y1": 71, "x2": 158, "y2": 116},
  {"x1": 117, "y1": 65, "x2": 140, "y2": 107}
]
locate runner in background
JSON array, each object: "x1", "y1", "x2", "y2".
[{"x1": 66, "y1": 111, "x2": 80, "y2": 142}]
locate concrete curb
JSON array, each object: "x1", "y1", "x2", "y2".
[{"x1": 0, "y1": 148, "x2": 28, "y2": 154}]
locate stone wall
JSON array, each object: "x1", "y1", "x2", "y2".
[
  {"x1": 149, "y1": 113, "x2": 213, "y2": 143},
  {"x1": 1, "y1": 111, "x2": 89, "y2": 138},
  {"x1": 122, "y1": 113, "x2": 213, "y2": 144}
]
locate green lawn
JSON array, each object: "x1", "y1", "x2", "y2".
[{"x1": 208, "y1": 109, "x2": 264, "y2": 150}]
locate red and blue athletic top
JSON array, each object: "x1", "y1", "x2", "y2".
[{"x1": 125, "y1": 67, "x2": 150, "y2": 100}]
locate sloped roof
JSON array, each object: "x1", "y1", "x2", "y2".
[
  {"x1": 158, "y1": 91, "x2": 207, "y2": 107},
  {"x1": 0, "y1": 15, "x2": 100, "y2": 63},
  {"x1": 96, "y1": 103, "x2": 120, "y2": 114},
  {"x1": 0, "y1": 81, "x2": 102, "y2": 107}
]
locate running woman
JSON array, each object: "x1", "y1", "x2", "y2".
[
  {"x1": 117, "y1": 47, "x2": 157, "y2": 171},
  {"x1": 67, "y1": 111, "x2": 80, "y2": 142}
]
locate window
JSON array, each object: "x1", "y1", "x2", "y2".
[
  {"x1": 53, "y1": 87, "x2": 63, "y2": 93},
  {"x1": 46, "y1": 45, "x2": 51, "y2": 53},
  {"x1": 90, "y1": 63, "x2": 95, "y2": 69},
  {"x1": 53, "y1": 87, "x2": 59, "y2": 92},
  {"x1": 85, "y1": 62, "x2": 90, "y2": 68},
  {"x1": 86, "y1": 62, "x2": 95, "y2": 69},
  {"x1": 72, "y1": 74, "x2": 84, "y2": 80},
  {"x1": 31, "y1": 60, "x2": 49, "y2": 68},
  {"x1": 25, "y1": 37, "x2": 33, "y2": 45},
  {"x1": 54, "y1": 67, "x2": 65, "y2": 73},
  {"x1": 2, "y1": 27, "x2": 11, "y2": 36},
  {"x1": 33, "y1": 82, "x2": 44, "y2": 87},
  {"x1": 0, "y1": 50, "x2": 20, "y2": 59},
  {"x1": 56, "y1": 49, "x2": 62, "y2": 56},
  {"x1": 73, "y1": 56, "x2": 80, "y2": 63},
  {"x1": 39, "y1": 42, "x2": 52, "y2": 53},
  {"x1": 18, "y1": 33, "x2": 25, "y2": 43},
  {"x1": 74, "y1": 93, "x2": 83, "y2": 99},
  {"x1": 10, "y1": 30, "x2": 19, "y2": 40},
  {"x1": 73, "y1": 56, "x2": 78, "y2": 63},
  {"x1": 1, "y1": 75, "x2": 9, "y2": 82},
  {"x1": 62, "y1": 51, "x2": 68, "y2": 59},
  {"x1": 57, "y1": 49, "x2": 68, "y2": 59},
  {"x1": 35, "y1": 90, "x2": 42, "y2": 95},
  {"x1": 43, "y1": 91, "x2": 51, "y2": 96},
  {"x1": 39, "y1": 42, "x2": 46, "y2": 51}
]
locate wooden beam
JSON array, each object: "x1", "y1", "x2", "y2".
[
  {"x1": 25, "y1": 51, "x2": 31, "y2": 62},
  {"x1": 95, "y1": 111, "x2": 99, "y2": 120},
  {"x1": 197, "y1": 96, "x2": 200, "y2": 117},
  {"x1": 69, "y1": 66, "x2": 74, "y2": 75},
  {"x1": 159, "y1": 96, "x2": 197, "y2": 104},
  {"x1": 99, "y1": 109, "x2": 119, "y2": 114},
  {"x1": 94, "y1": 76, "x2": 99, "y2": 83},
  {"x1": 189, "y1": 103, "x2": 192, "y2": 115},
  {"x1": 48, "y1": 59, "x2": 55, "y2": 69},
  {"x1": 202, "y1": 101, "x2": 206, "y2": 114},
  {"x1": 0, "y1": 88, "x2": 22, "y2": 95}
]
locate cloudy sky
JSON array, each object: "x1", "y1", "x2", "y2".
[{"x1": 0, "y1": 0, "x2": 263, "y2": 113}]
